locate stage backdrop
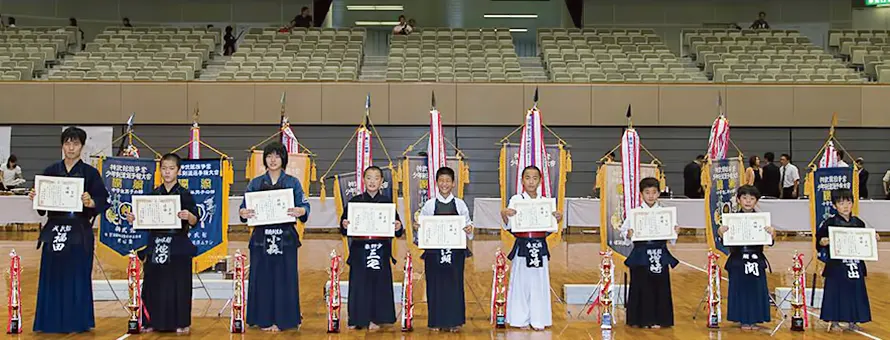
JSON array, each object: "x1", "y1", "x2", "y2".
[
  {"x1": 179, "y1": 158, "x2": 234, "y2": 272},
  {"x1": 400, "y1": 155, "x2": 467, "y2": 247},
  {"x1": 332, "y1": 167, "x2": 397, "y2": 257},
  {"x1": 97, "y1": 157, "x2": 160, "y2": 268},
  {"x1": 62, "y1": 126, "x2": 113, "y2": 168},
  {"x1": 599, "y1": 162, "x2": 659, "y2": 260},
  {"x1": 807, "y1": 166, "x2": 859, "y2": 262},
  {"x1": 247, "y1": 150, "x2": 314, "y2": 240},
  {"x1": 703, "y1": 157, "x2": 744, "y2": 256}
]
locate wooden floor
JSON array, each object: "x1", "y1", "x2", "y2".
[{"x1": 0, "y1": 230, "x2": 887, "y2": 340}]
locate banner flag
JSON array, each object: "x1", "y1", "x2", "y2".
[
  {"x1": 599, "y1": 162, "x2": 658, "y2": 259},
  {"x1": 179, "y1": 159, "x2": 233, "y2": 272},
  {"x1": 98, "y1": 157, "x2": 160, "y2": 267},
  {"x1": 703, "y1": 158, "x2": 744, "y2": 256}
]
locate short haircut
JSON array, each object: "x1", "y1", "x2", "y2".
[
  {"x1": 436, "y1": 166, "x2": 455, "y2": 181},
  {"x1": 737, "y1": 184, "x2": 761, "y2": 199},
  {"x1": 695, "y1": 154, "x2": 705, "y2": 161},
  {"x1": 831, "y1": 188, "x2": 854, "y2": 204},
  {"x1": 521, "y1": 165, "x2": 542, "y2": 178},
  {"x1": 61, "y1": 126, "x2": 87, "y2": 145},
  {"x1": 398, "y1": 15, "x2": 406, "y2": 20},
  {"x1": 301, "y1": 6, "x2": 309, "y2": 11},
  {"x1": 262, "y1": 142, "x2": 288, "y2": 168},
  {"x1": 639, "y1": 177, "x2": 660, "y2": 191},
  {"x1": 363, "y1": 165, "x2": 383, "y2": 178},
  {"x1": 764, "y1": 152, "x2": 775, "y2": 162},
  {"x1": 749, "y1": 155, "x2": 759, "y2": 167},
  {"x1": 836, "y1": 149, "x2": 845, "y2": 159},
  {"x1": 160, "y1": 153, "x2": 182, "y2": 169},
  {"x1": 759, "y1": 11, "x2": 766, "y2": 16},
  {"x1": 780, "y1": 153, "x2": 791, "y2": 161}
]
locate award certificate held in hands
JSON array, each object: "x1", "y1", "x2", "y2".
[
  {"x1": 629, "y1": 206, "x2": 678, "y2": 241},
  {"x1": 828, "y1": 227, "x2": 878, "y2": 262},
  {"x1": 244, "y1": 189, "x2": 296, "y2": 227},
  {"x1": 347, "y1": 202, "x2": 396, "y2": 237},
  {"x1": 418, "y1": 215, "x2": 467, "y2": 249},
  {"x1": 721, "y1": 212, "x2": 773, "y2": 246},
  {"x1": 33, "y1": 175, "x2": 84, "y2": 212},
  {"x1": 509, "y1": 198, "x2": 558, "y2": 233},
  {"x1": 132, "y1": 195, "x2": 182, "y2": 230}
]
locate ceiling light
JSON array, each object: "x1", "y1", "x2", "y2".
[
  {"x1": 483, "y1": 14, "x2": 538, "y2": 19},
  {"x1": 346, "y1": 5, "x2": 404, "y2": 11},
  {"x1": 509, "y1": 28, "x2": 528, "y2": 32}
]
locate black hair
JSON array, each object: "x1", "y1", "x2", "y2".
[
  {"x1": 398, "y1": 15, "x2": 406, "y2": 20},
  {"x1": 855, "y1": 157, "x2": 864, "y2": 165},
  {"x1": 301, "y1": 6, "x2": 310, "y2": 12},
  {"x1": 123, "y1": 17, "x2": 130, "y2": 22},
  {"x1": 764, "y1": 152, "x2": 775, "y2": 162},
  {"x1": 831, "y1": 188, "x2": 854, "y2": 204},
  {"x1": 748, "y1": 155, "x2": 759, "y2": 167},
  {"x1": 69, "y1": 17, "x2": 78, "y2": 26},
  {"x1": 780, "y1": 153, "x2": 791, "y2": 161},
  {"x1": 225, "y1": 25, "x2": 233, "y2": 33},
  {"x1": 836, "y1": 149, "x2": 845, "y2": 160},
  {"x1": 436, "y1": 166, "x2": 455, "y2": 181},
  {"x1": 6, "y1": 154, "x2": 16, "y2": 168},
  {"x1": 759, "y1": 11, "x2": 766, "y2": 16},
  {"x1": 606, "y1": 151, "x2": 616, "y2": 159},
  {"x1": 363, "y1": 165, "x2": 383, "y2": 178},
  {"x1": 521, "y1": 165, "x2": 542, "y2": 178},
  {"x1": 639, "y1": 177, "x2": 659, "y2": 191},
  {"x1": 695, "y1": 154, "x2": 705, "y2": 161},
  {"x1": 160, "y1": 153, "x2": 182, "y2": 169},
  {"x1": 8, "y1": 17, "x2": 14, "y2": 25},
  {"x1": 262, "y1": 142, "x2": 288, "y2": 169},
  {"x1": 206, "y1": 24, "x2": 213, "y2": 29},
  {"x1": 61, "y1": 126, "x2": 87, "y2": 145},
  {"x1": 737, "y1": 184, "x2": 761, "y2": 199}
]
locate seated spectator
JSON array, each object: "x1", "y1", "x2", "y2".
[
  {"x1": 750, "y1": 11, "x2": 769, "y2": 29},
  {"x1": 278, "y1": 19, "x2": 296, "y2": 33},
  {"x1": 294, "y1": 7, "x2": 313, "y2": 28},
  {"x1": 122, "y1": 17, "x2": 132, "y2": 27},
  {"x1": 408, "y1": 18, "x2": 417, "y2": 31},
  {"x1": 2, "y1": 155, "x2": 24, "y2": 189},
  {"x1": 224, "y1": 26, "x2": 237, "y2": 56},
  {"x1": 206, "y1": 24, "x2": 214, "y2": 29},
  {"x1": 393, "y1": 15, "x2": 412, "y2": 35},
  {"x1": 7, "y1": 16, "x2": 16, "y2": 28}
]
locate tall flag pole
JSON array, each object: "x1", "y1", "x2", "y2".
[
  {"x1": 620, "y1": 105, "x2": 641, "y2": 218},
  {"x1": 189, "y1": 104, "x2": 201, "y2": 160},
  {"x1": 279, "y1": 92, "x2": 300, "y2": 154},
  {"x1": 427, "y1": 91, "x2": 445, "y2": 199},
  {"x1": 707, "y1": 94, "x2": 730, "y2": 160},
  {"x1": 355, "y1": 94, "x2": 373, "y2": 190},
  {"x1": 818, "y1": 113, "x2": 839, "y2": 168},
  {"x1": 118, "y1": 113, "x2": 140, "y2": 158},
  {"x1": 515, "y1": 87, "x2": 552, "y2": 197}
]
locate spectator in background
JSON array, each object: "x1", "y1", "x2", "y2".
[
  {"x1": 683, "y1": 155, "x2": 705, "y2": 198},
  {"x1": 408, "y1": 18, "x2": 417, "y2": 31},
  {"x1": 69, "y1": 18, "x2": 86, "y2": 50},
  {"x1": 223, "y1": 26, "x2": 237, "y2": 56},
  {"x1": 393, "y1": 15, "x2": 412, "y2": 35},
  {"x1": 779, "y1": 153, "x2": 800, "y2": 199},
  {"x1": 745, "y1": 155, "x2": 762, "y2": 187},
  {"x1": 2, "y1": 154, "x2": 24, "y2": 189},
  {"x1": 836, "y1": 149, "x2": 849, "y2": 167},
  {"x1": 206, "y1": 24, "x2": 214, "y2": 30},
  {"x1": 294, "y1": 7, "x2": 313, "y2": 28},
  {"x1": 122, "y1": 17, "x2": 132, "y2": 27},
  {"x1": 7, "y1": 17, "x2": 16, "y2": 28},
  {"x1": 856, "y1": 157, "x2": 869, "y2": 199},
  {"x1": 279, "y1": 19, "x2": 296, "y2": 33},
  {"x1": 750, "y1": 11, "x2": 769, "y2": 29},
  {"x1": 883, "y1": 168, "x2": 890, "y2": 199},
  {"x1": 760, "y1": 152, "x2": 780, "y2": 198}
]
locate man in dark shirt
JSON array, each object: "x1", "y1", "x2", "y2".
[
  {"x1": 856, "y1": 158, "x2": 869, "y2": 199},
  {"x1": 294, "y1": 7, "x2": 313, "y2": 28},
  {"x1": 683, "y1": 155, "x2": 705, "y2": 198},
  {"x1": 760, "y1": 152, "x2": 780, "y2": 198},
  {"x1": 750, "y1": 11, "x2": 769, "y2": 29},
  {"x1": 122, "y1": 17, "x2": 132, "y2": 27}
]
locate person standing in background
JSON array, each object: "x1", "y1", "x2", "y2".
[
  {"x1": 223, "y1": 26, "x2": 237, "y2": 56},
  {"x1": 760, "y1": 152, "x2": 780, "y2": 198},
  {"x1": 750, "y1": 12, "x2": 769, "y2": 29},
  {"x1": 683, "y1": 155, "x2": 705, "y2": 198},
  {"x1": 7, "y1": 17, "x2": 16, "y2": 28},
  {"x1": 779, "y1": 154, "x2": 800, "y2": 199},
  {"x1": 837, "y1": 150, "x2": 849, "y2": 167},
  {"x1": 745, "y1": 155, "x2": 762, "y2": 187},
  {"x1": 122, "y1": 17, "x2": 132, "y2": 27},
  {"x1": 393, "y1": 15, "x2": 412, "y2": 35},
  {"x1": 1, "y1": 154, "x2": 25, "y2": 189},
  {"x1": 856, "y1": 158, "x2": 869, "y2": 199},
  {"x1": 294, "y1": 7, "x2": 313, "y2": 28}
]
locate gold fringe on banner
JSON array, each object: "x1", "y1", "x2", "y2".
[
  {"x1": 497, "y1": 145, "x2": 515, "y2": 251},
  {"x1": 806, "y1": 170, "x2": 818, "y2": 261},
  {"x1": 399, "y1": 158, "x2": 417, "y2": 254},
  {"x1": 547, "y1": 146, "x2": 570, "y2": 243},
  {"x1": 333, "y1": 176, "x2": 348, "y2": 259},
  {"x1": 597, "y1": 163, "x2": 609, "y2": 252}
]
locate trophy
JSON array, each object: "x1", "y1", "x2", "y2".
[
  {"x1": 790, "y1": 251, "x2": 808, "y2": 331},
  {"x1": 598, "y1": 250, "x2": 614, "y2": 330},
  {"x1": 326, "y1": 250, "x2": 343, "y2": 333},
  {"x1": 126, "y1": 251, "x2": 142, "y2": 334},
  {"x1": 400, "y1": 253, "x2": 414, "y2": 332},
  {"x1": 706, "y1": 251, "x2": 722, "y2": 328},
  {"x1": 6, "y1": 250, "x2": 22, "y2": 334},
  {"x1": 230, "y1": 250, "x2": 246, "y2": 333},
  {"x1": 490, "y1": 249, "x2": 509, "y2": 328}
]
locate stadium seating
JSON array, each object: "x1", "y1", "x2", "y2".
[
  {"x1": 830, "y1": 29, "x2": 890, "y2": 82},
  {"x1": 685, "y1": 28, "x2": 862, "y2": 83},
  {"x1": 46, "y1": 26, "x2": 219, "y2": 81},
  {"x1": 208, "y1": 27, "x2": 365, "y2": 81},
  {"x1": 0, "y1": 26, "x2": 79, "y2": 80},
  {"x1": 539, "y1": 28, "x2": 709, "y2": 83},
  {"x1": 384, "y1": 28, "x2": 530, "y2": 82}
]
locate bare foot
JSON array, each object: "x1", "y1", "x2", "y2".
[
  {"x1": 520, "y1": 326, "x2": 531, "y2": 330},
  {"x1": 261, "y1": 325, "x2": 281, "y2": 332},
  {"x1": 141, "y1": 328, "x2": 154, "y2": 333},
  {"x1": 368, "y1": 323, "x2": 380, "y2": 331},
  {"x1": 430, "y1": 328, "x2": 441, "y2": 332},
  {"x1": 176, "y1": 327, "x2": 190, "y2": 334},
  {"x1": 449, "y1": 326, "x2": 461, "y2": 333},
  {"x1": 532, "y1": 326, "x2": 546, "y2": 331},
  {"x1": 348, "y1": 325, "x2": 357, "y2": 330},
  {"x1": 650, "y1": 325, "x2": 661, "y2": 329}
]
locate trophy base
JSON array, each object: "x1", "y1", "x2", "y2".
[
  {"x1": 707, "y1": 314, "x2": 720, "y2": 328},
  {"x1": 127, "y1": 320, "x2": 141, "y2": 334},
  {"x1": 231, "y1": 319, "x2": 244, "y2": 333},
  {"x1": 327, "y1": 319, "x2": 340, "y2": 333},
  {"x1": 401, "y1": 327, "x2": 413, "y2": 332},
  {"x1": 495, "y1": 315, "x2": 506, "y2": 329},
  {"x1": 7, "y1": 319, "x2": 20, "y2": 334},
  {"x1": 600, "y1": 313, "x2": 613, "y2": 330},
  {"x1": 791, "y1": 317, "x2": 805, "y2": 331}
]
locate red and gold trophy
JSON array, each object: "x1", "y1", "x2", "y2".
[
  {"x1": 126, "y1": 251, "x2": 142, "y2": 334},
  {"x1": 706, "y1": 250, "x2": 722, "y2": 328},
  {"x1": 6, "y1": 250, "x2": 22, "y2": 334},
  {"x1": 598, "y1": 250, "x2": 614, "y2": 330},
  {"x1": 790, "y1": 251, "x2": 808, "y2": 331},
  {"x1": 230, "y1": 250, "x2": 246, "y2": 333},
  {"x1": 400, "y1": 253, "x2": 414, "y2": 332},
  {"x1": 490, "y1": 249, "x2": 509, "y2": 328},
  {"x1": 326, "y1": 250, "x2": 343, "y2": 333}
]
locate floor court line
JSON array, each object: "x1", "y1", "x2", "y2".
[{"x1": 675, "y1": 259, "x2": 882, "y2": 340}]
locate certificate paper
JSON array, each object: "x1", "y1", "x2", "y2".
[
  {"x1": 347, "y1": 202, "x2": 396, "y2": 237},
  {"x1": 721, "y1": 212, "x2": 773, "y2": 246},
  {"x1": 828, "y1": 227, "x2": 878, "y2": 262},
  {"x1": 510, "y1": 198, "x2": 558, "y2": 233},
  {"x1": 245, "y1": 189, "x2": 296, "y2": 227},
  {"x1": 132, "y1": 195, "x2": 182, "y2": 230},
  {"x1": 33, "y1": 175, "x2": 84, "y2": 212},
  {"x1": 418, "y1": 215, "x2": 467, "y2": 249},
  {"x1": 630, "y1": 207, "x2": 678, "y2": 241}
]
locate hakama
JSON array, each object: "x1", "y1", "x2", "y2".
[
  {"x1": 725, "y1": 246, "x2": 771, "y2": 325},
  {"x1": 624, "y1": 240, "x2": 678, "y2": 327},
  {"x1": 419, "y1": 194, "x2": 473, "y2": 329},
  {"x1": 817, "y1": 215, "x2": 872, "y2": 323}
]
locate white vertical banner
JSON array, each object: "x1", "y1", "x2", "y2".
[
  {"x1": 62, "y1": 126, "x2": 113, "y2": 167},
  {"x1": 0, "y1": 126, "x2": 11, "y2": 167}
]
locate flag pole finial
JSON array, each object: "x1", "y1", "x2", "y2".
[
  {"x1": 431, "y1": 91, "x2": 437, "y2": 111},
  {"x1": 625, "y1": 104, "x2": 633, "y2": 129},
  {"x1": 532, "y1": 87, "x2": 539, "y2": 110},
  {"x1": 829, "y1": 112, "x2": 838, "y2": 138}
]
